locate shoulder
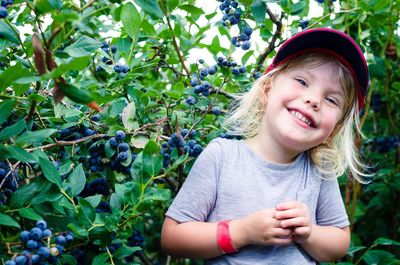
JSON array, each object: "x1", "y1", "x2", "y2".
[{"x1": 206, "y1": 137, "x2": 241, "y2": 156}]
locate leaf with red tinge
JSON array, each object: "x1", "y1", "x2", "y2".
[
  {"x1": 87, "y1": 101, "x2": 101, "y2": 112},
  {"x1": 59, "y1": 83, "x2": 101, "y2": 112},
  {"x1": 52, "y1": 80, "x2": 65, "y2": 104},
  {"x1": 32, "y1": 34, "x2": 46, "y2": 75}
]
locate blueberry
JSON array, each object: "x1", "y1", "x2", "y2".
[
  {"x1": 213, "y1": 107, "x2": 221, "y2": 115},
  {"x1": 193, "y1": 144, "x2": 203, "y2": 156},
  {"x1": 231, "y1": 36, "x2": 237, "y2": 45},
  {"x1": 109, "y1": 137, "x2": 118, "y2": 148},
  {"x1": 253, "y1": 71, "x2": 262, "y2": 79},
  {"x1": 230, "y1": 61, "x2": 237, "y2": 67},
  {"x1": 31, "y1": 254, "x2": 40, "y2": 264},
  {"x1": 181, "y1": 128, "x2": 188, "y2": 137},
  {"x1": 202, "y1": 81, "x2": 211, "y2": 90},
  {"x1": 115, "y1": 130, "x2": 126, "y2": 140},
  {"x1": 231, "y1": 1, "x2": 238, "y2": 8},
  {"x1": 113, "y1": 64, "x2": 121, "y2": 73},
  {"x1": 201, "y1": 89, "x2": 210, "y2": 96},
  {"x1": 42, "y1": 229, "x2": 52, "y2": 237},
  {"x1": 118, "y1": 142, "x2": 129, "y2": 152},
  {"x1": 0, "y1": 6, "x2": 8, "y2": 18},
  {"x1": 20, "y1": 230, "x2": 30, "y2": 242},
  {"x1": 208, "y1": 65, "x2": 217, "y2": 75},
  {"x1": 188, "y1": 140, "x2": 196, "y2": 148},
  {"x1": 14, "y1": 256, "x2": 26, "y2": 265},
  {"x1": 118, "y1": 151, "x2": 128, "y2": 161},
  {"x1": 198, "y1": 59, "x2": 204, "y2": 64},
  {"x1": 217, "y1": 57, "x2": 224, "y2": 63},
  {"x1": 102, "y1": 56, "x2": 112, "y2": 64},
  {"x1": 239, "y1": 33, "x2": 249, "y2": 41},
  {"x1": 231, "y1": 67, "x2": 240, "y2": 75},
  {"x1": 38, "y1": 246, "x2": 51, "y2": 258},
  {"x1": 84, "y1": 128, "x2": 95, "y2": 136},
  {"x1": 244, "y1": 27, "x2": 253, "y2": 36},
  {"x1": 239, "y1": 65, "x2": 246, "y2": 73},
  {"x1": 111, "y1": 45, "x2": 117, "y2": 53},
  {"x1": 66, "y1": 232, "x2": 74, "y2": 241},
  {"x1": 200, "y1": 68, "x2": 208, "y2": 77},
  {"x1": 91, "y1": 114, "x2": 100, "y2": 121},
  {"x1": 5, "y1": 261, "x2": 16, "y2": 265},
  {"x1": 189, "y1": 129, "x2": 196, "y2": 137},
  {"x1": 194, "y1": 85, "x2": 202, "y2": 94},
  {"x1": 96, "y1": 65, "x2": 104, "y2": 72},
  {"x1": 190, "y1": 78, "x2": 199, "y2": 87},
  {"x1": 30, "y1": 227, "x2": 42, "y2": 240},
  {"x1": 121, "y1": 64, "x2": 129, "y2": 73},
  {"x1": 27, "y1": 239, "x2": 38, "y2": 249},
  {"x1": 185, "y1": 96, "x2": 196, "y2": 105},
  {"x1": 241, "y1": 41, "x2": 251, "y2": 50}
]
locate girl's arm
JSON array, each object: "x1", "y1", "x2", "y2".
[
  {"x1": 161, "y1": 208, "x2": 294, "y2": 259},
  {"x1": 299, "y1": 225, "x2": 350, "y2": 262}
]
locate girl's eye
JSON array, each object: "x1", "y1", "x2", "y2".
[
  {"x1": 326, "y1": 97, "x2": 339, "y2": 106},
  {"x1": 295, "y1": 78, "x2": 307, "y2": 87}
]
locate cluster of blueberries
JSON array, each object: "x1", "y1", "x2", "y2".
[
  {"x1": 0, "y1": 162, "x2": 20, "y2": 206},
  {"x1": 97, "y1": 42, "x2": 130, "y2": 78},
  {"x1": 161, "y1": 129, "x2": 203, "y2": 168},
  {"x1": 125, "y1": 230, "x2": 146, "y2": 260},
  {"x1": 4, "y1": 220, "x2": 73, "y2": 265},
  {"x1": 216, "y1": 56, "x2": 247, "y2": 76},
  {"x1": 0, "y1": 0, "x2": 13, "y2": 18},
  {"x1": 58, "y1": 125, "x2": 96, "y2": 141},
  {"x1": 370, "y1": 136, "x2": 399, "y2": 153},
  {"x1": 218, "y1": 0, "x2": 242, "y2": 27},
  {"x1": 109, "y1": 130, "x2": 136, "y2": 174},
  {"x1": 231, "y1": 27, "x2": 252, "y2": 51},
  {"x1": 81, "y1": 177, "x2": 110, "y2": 198},
  {"x1": 190, "y1": 74, "x2": 212, "y2": 98}
]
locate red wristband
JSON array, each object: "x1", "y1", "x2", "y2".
[{"x1": 216, "y1": 220, "x2": 238, "y2": 254}]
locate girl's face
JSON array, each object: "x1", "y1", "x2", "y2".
[{"x1": 261, "y1": 63, "x2": 344, "y2": 155}]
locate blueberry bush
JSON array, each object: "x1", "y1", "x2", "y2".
[{"x1": 0, "y1": 0, "x2": 399, "y2": 264}]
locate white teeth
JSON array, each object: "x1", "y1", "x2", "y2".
[{"x1": 290, "y1": 110, "x2": 313, "y2": 126}]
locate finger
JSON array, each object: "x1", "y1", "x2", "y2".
[
  {"x1": 276, "y1": 201, "x2": 302, "y2": 211},
  {"x1": 293, "y1": 226, "x2": 311, "y2": 237},
  {"x1": 274, "y1": 208, "x2": 303, "y2": 220},
  {"x1": 271, "y1": 237, "x2": 293, "y2": 246},
  {"x1": 273, "y1": 227, "x2": 293, "y2": 237},
  {"x1": 280, "y1": 217, "x2": 308, "y2": 228}
]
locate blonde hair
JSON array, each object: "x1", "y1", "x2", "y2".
[{"x1": 222, "y1": 52, "x2": 369, "y2": 183}]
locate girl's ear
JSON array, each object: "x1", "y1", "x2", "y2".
[{"x1": 260, "y1": 81, "x2": 270, "y2": 107}]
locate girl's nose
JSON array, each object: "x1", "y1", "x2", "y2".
[{"x1": 304, "y1": 96, "x2": 320, "y2": 110}]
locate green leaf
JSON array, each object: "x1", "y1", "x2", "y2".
[
  {"x1": 121, "y1": 2, "x2": 141, "y2": 40},
  {"x1": 18, "y1": 208, "x2": 43, "y2": 221},
  {"x1": 251, "y1": 1, "x2": 266, "y2": 23},
  {"x1": 16, "y1": 129, "x2": 58, "y2": 145},
  {"x1": 0, "y1": 63, "x2": 31, "y2": 91},
  {"x1": 68, "y1": 223, "x2": 89, "y2": 238},
  {"x1": 39, "y1": 156, "x2": 62, "y2": 188},
  {"x1": 10, "y1": 181, "x2": 43, "y2": 208},
  {"x1": 144, "y1": 187, "x2": 171, "y2": 202},
  {"x1": 179, "y1": 4, "x2": 204, "y2": 17},
  {"x1": 374, "y1": 237, "x2": 400, "y2": 246},
  {"x1": 48, "y1": 56, "x2": 91, "y2": 78},
  {"x1": 134, "y1": 0, "x2": 163, "y2": 18},
  {"x1": 142, "y1": 140, "x2": 162, "y2": 177},
  {"x1": 0, "y1": 119, "x2": 26, "y2": 141},
  {"x1": 60, "y1": 84, "x2": 94, "y2": 104},
  {"x1": 69, "y1": 164, "x2": 86, "y2": 197},
  {"x1": 78, "y1": 198, "x2": 96, "y2": 226},
  {"x1": 0, "y1": 20, "x2": 19, "y2": 44},
  {"x1": 113, "y1": 245, "x2": 142, "y2": 259},
  {"x1": 84, "y1": 195, "x2": 102, "y2": 208},
  {"x1": 0, "y1": 100, "x2": 15, "y2": 124},
  {"x1": 64, "y1": 35, "x2": 102, "y2": 57},
  {"x1": 91, "y1": 253, "x2": 109, "y2": 265},
  {"x1": 0, "y1": 213, "x2": 20, "y2": 228},
  {"x1": 121, "y1": 101, "x2": 136, "y2": 131},
  {"x1": 3, "y1": 146, "x2": 37, "y2": 163}
]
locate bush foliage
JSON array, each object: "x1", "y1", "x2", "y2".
[{"x1": 0, "y1": 0, "x2": 399, "y2": 264}]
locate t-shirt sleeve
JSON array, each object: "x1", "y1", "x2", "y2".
[
  {"x1": 165, "y1": 139, "x2": 222, "y2": 223},
  {"x1": 316, "y1": 178, "x2": 350, "y2": 228}
]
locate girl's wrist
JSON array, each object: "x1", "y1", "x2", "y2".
[{"x1": 229, "y1": 219, "x2": 247, "y2": 249}]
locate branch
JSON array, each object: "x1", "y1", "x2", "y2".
[
  {"x1": 158, "y1": 0, "x2": 191, "y2": 76},
  {"x1": 254, "y1": 6, "x2": 283, "y2": 72}
]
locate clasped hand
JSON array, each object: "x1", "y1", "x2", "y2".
[{"x1": 237, "y1": 201, "x2": 311, "y2": 247}]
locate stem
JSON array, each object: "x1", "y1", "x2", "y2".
[
  {"x1": 354, "y1": 243, "x2": 377, "y2": 265},
  {"x1": 106, "y1": 246, "x2": 116, "y2": 265},
  {"x1": 60, "y1": 189, "x2": 78, "y2": 212},
  {"x1": 158, "y1": 0, "x2": 190, "y2": 76}
]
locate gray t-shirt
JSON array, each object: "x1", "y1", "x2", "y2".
[{"x1": 166, "y1": 138, "x2": 349, "y2": 265}]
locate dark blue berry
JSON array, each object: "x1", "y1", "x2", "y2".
[
  {"x1": 239, "y1": 65, "x2": 246, "y2": 73},
  {"x1": 96, "y1": 65, "x2": 104, "y2": 72},
  {"x1": 0, "y1": 6, "x2": 8, "y2": 18},
  {"x1": 42, "y1": 229, "x2": 52, "y2": 237},
  {"x1": 208, "y1": 65, "x2": 217, "y2": 75},
  {"x1": 118, "y1": 151, "x2": 128, "y2": 161},
  {"x1": 27, "y1": 239, "x2": 38, "y2": 249},
  {"x1": 55, "y1": 235, "x2": 67, "y2": 245},
  {"x1": 190, "y1": 78, "x2": 199, "y2": 87},
  {"x1": 185, "y1": 96, "x2": 196, "y2": 105},
  {"x1": 38, "y1": 246, "x2": 51, "y2": 258},
  {"x1": 231, "y1": 67, "x2": 240, "y2": 75},
  {"x1": 241, "y1": 41, "x2": 251, "y2": 50},
  {"x1": 91, "y1": 114, "x2": 100, "y2": 121},
  {"x1": 198, "y1": 59, "x2": 204, "y2": 64},
  {"x1": 118, "y1": 142, "x2": 129, "y2": 152},
  {"x1": 244, "y1": 27, "x2": 253, "y2": 36},
  {"x1": 5, "y1": 261, "x2": 16, "y2": 265},
  {"x1": 14, "y1": 256, "x2": 26, "y2": 265},
  {"x1": 30, "y1": 227, "x2": 42, "y2": 240},
  {"x1": 115, "y1": 130, "x2": 126, "y2": 140},
  {"x1": 200, "y1": 68, "x2": 209, "y2": 77},
  {"x1": 213, "y1": 107, "x2": 221, "y2": 115},
  {"x1": 111, "y1": 45, "x2": 117, "y2": 53},
  {"x1": 20, "y1": 230, "x2": 30, "y2": 242}
]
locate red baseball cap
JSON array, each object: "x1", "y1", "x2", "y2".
[{"x1": 265, "y1": 28, "x2": 369, "y2": 110}]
